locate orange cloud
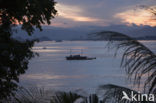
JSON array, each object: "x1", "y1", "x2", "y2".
[
  {"x1": 56, "y1": 3, "x2": 100, "y2": 22},
  {"x1": 115, "y1": 8, "x2": 156, "y2": 27}
]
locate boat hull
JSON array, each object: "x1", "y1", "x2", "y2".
[{"x1": 66, "y1": 56, "x2": 96, "y2": 60}]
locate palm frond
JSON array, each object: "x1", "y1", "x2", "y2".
[
  {"x1": 91, "y1": 31, "x2": 156, "y2": 94},
  {"x1": 97, "y1": 84, "x2": 154, "y2": 103},
  {"x1": 14, "y1": 87, "x2": 52, "y2": 103},
  {"x1": 50, "y1": 91, "x2": 104, "y2": 103},
  {"x1": 50, "y1": 91, "x2": 83, "y2": 103}
]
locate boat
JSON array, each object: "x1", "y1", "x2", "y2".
[
  {"x1": 42, "y1": 47, "x2": 47, "y2": 49},
  {"x1": 66, "y1": 55, "x2": 96, "y2": 60},
  {"x1": 66, "y1": 49, "x2": 96, "y2": 60}
]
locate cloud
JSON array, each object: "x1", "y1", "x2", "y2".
[
  {"x1": 115, "y1": 7, "x2": 156, "y2": 27},
  {"x1": 55, "y1": 3, "x2": 101, "y2": 22},
  {"x1": 52, "y1": 0, "x2": 156, "y2": 28}
]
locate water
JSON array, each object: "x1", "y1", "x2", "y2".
[{"x1": 19, "y1": 40, "x2": 156, "y2": 93}]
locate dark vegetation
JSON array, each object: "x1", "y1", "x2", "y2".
[{"x1": 0, "y1": 0, "x2": 57, "y2": 100}]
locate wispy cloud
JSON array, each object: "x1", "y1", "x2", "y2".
[
  {"x1": 56, "y1": 3, "x2": 101, "y2": 22},
  {"x1": 115, "y1": 7, "x2": 156, "y2": 27}
]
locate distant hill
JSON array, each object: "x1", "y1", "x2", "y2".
[
  {"x1": 136, "y1": 36, "x2": 156, "y2": 40},
  {"x1": 12, "y1": 25, "x2": 156, "y2": 41}
]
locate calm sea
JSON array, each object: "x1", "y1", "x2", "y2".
[{"x1": 19, "y1": 40, "x2": 156, "y2": 93}]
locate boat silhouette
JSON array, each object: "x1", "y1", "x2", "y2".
[{"x1": 66, "y1": 49, "x2": 96, "y2": 60}]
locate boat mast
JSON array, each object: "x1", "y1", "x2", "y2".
[
  {"x1": 70, "y1": 49, "x2": 72, "y2": 55},
  {"x1": 81, "y1": 49, "x2": 83, "y2": 56}
]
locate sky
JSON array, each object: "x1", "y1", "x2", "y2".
[
  {"x1": 50, "y1": 0, "x2": 156, "y2": 28},
  {"x1": 15, "y1": 0, "x2": 156, "y2": 40}
]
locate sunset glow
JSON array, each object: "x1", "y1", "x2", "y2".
[
  {"x1": 115, "y1": 9, "x2": 156, "y2": 27},
  {"x1": 56, "y1": 3, "x2": 100, "y2": 22}
]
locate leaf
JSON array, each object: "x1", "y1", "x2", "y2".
[{"x1": 92, "y1": 31, "x2": 156, "y2": 94}]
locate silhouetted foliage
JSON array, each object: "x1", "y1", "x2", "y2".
[
  {"x1": 92, "y1": 31, "x2": 156, "y2": 94},
  {"x1": 0, "y1": 0, "x2": 57, "y2": 35},
  {"x1": 13, "y1": 87, "x2": 51, "y2": 103},
  {"x1": 97, "y1": 84, "x2": 154, "y2": 103},
  {"x1": 0, "y1": 0, "x2": 57, "y2": 100},
  {"x1": 50, "y1": 91, "x2": 104, "y2": 103},
  {"x1": 50, "y1": 92, "x2": 83, "y2": 103},
  {"x1": 139, "y1": 5, "x2": 156, "y2": 16},
  {"x1": 7, "y1": 85, "x2": 154, "y2": 103}
]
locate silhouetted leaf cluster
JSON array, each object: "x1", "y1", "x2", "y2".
[
  {"x1": 0, "y1": 0, "x2": 57, "y2": 100},
  {"x1": 93, "y1": 31, "x2": 156, "y2": 94},
  {"x1": 0, "y1": 30, "x2": 36, "y2": 100},
  {"x1": 50, "y1": 92, "x2": 82, "y2": 103},
  {"x1": 0, "y1": 0, "x2": 57, "y2": 35},
  {"x1": 98, "y1": 84, "x2": 154, "y2": 103}
]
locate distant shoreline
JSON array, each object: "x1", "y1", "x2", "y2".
[{"x1": 38, "y1": 39, "x2": 156, "y2": 43}]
